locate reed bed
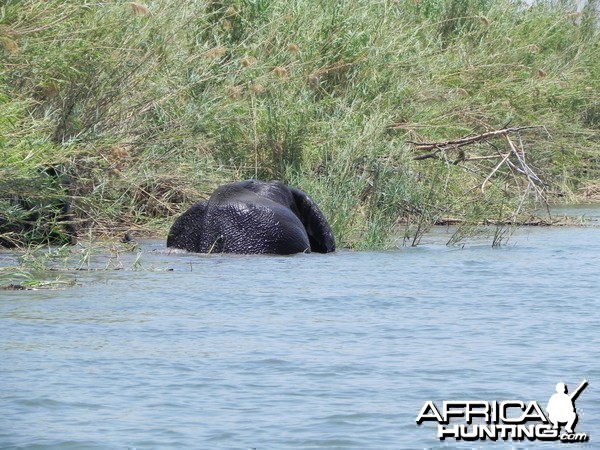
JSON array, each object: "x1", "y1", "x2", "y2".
[{"x1": 1, "y1": 0, "x2": 598, "y2": 251}]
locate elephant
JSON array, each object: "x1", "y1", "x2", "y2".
[
  {"x1": 167, "y1": 180, "x2": 335, "y2": 255},
  {"x1": 0, "y1": 166, "x2": 76, "y2": 248}
]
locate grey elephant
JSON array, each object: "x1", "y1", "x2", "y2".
[{"x1": 167, "y1": 180, "x2": 335, "y2": 255}]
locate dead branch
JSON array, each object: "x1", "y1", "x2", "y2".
[
  {"x1": 412, "y1": 147, "x2": 445, "y2": 161},
  {"x1": 408, "y1": 125, "x2": 550, "y2": 204},
  {"x1": 481, "y1": 151, "x2": 511, "y2": 193},
  {"x1": 462, "y1": 155, "x2": 503, "y2": 161},
  {"x1": 407, "y1": 125, "x2": 546, "y2": 154},
  {"x1": 505, "y1": 134, "x2": 546, "y2": 201}
]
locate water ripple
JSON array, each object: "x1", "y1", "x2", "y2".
[{"x1": 1, "y1": 226, "x2": 599, "y2": 448}]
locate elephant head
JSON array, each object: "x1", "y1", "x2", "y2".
[{"x1": 167, "y1": 180, "x2": 335, "y2": 255}]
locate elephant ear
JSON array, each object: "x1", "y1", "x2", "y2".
[
  {"x1": 167, "y1": 201, "x2": 208, "y2": 252},
  {"x1": 290, "y1": 188, "x2": 335, "y2": 253}
]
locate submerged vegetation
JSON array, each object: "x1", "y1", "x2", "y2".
[
  {"x1": 1, "y1": 0, "x2": 599, "y2": 256},
  {"x1": 0, "y1": 238, "x2": 145, "y2": 290}
]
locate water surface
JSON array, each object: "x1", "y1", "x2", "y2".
[{"x1": 1, "y1": 216, "x2": 599, "y2": 449}]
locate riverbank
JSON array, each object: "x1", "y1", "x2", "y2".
[
  {"x1": 1, "y1": 203, "x2": 599, "y2": 291},
  {"x1": 1, "y1": 0, "x2": 599, "y2": 249}
]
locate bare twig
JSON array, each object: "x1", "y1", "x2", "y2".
[
  {"x1": 407, "y1": 125, "x2": 546, "y2": 153},
  {"x1": 408, "y1": 125, "x2": 549, "y2": 204},
  {"x1": 462, "y1": 155, "x2": 503, "y2": 161},
  {"x1": 412, "y1": 147, "x2": 445, "y2": 161},
  {"x1": 481, "y1": 151, "x2": 511, "y2": 193},
  {"x1": 505, "y1": 134, "x2": 546, "y2": 200}
]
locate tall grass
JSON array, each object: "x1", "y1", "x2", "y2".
[{"x1": 1, "y1": 0, "x2": 599, "y2": 249}]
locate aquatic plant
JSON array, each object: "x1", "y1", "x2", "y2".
[{"x1": 0, "y1": 238, "x2": 145, "y2": 290}]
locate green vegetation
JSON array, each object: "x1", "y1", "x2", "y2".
[
  {"x1": 0, "y1": 239, "x2": 145, "y2": 290},
  {"x1": 1, "y1": 0, "x2": 599, "y2": 252}
]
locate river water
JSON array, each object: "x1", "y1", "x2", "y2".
[{"x1": 1, "y1": 207, "x2": 599, "y2": 449}]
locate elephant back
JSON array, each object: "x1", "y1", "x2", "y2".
[{"x1": 204, "y1": 194, "x2": 311, "y2": 254}]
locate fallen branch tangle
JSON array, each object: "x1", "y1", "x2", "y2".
[
  {"x1": 407, "y1": 125, "x2": 548, "y2": 199},
  {"x1": 407, "y1": 126, "x2": 545, "y2": 152}
]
